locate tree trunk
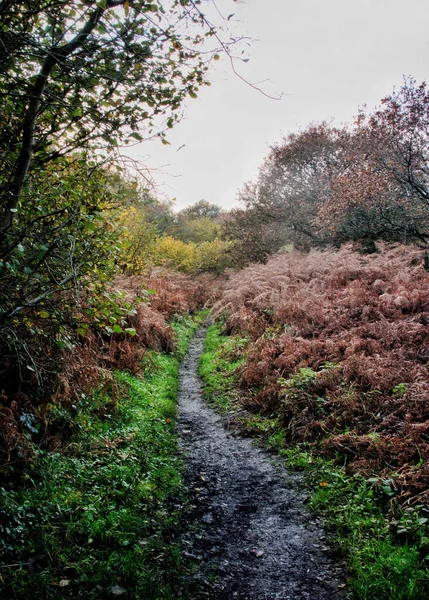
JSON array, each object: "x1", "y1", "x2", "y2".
[{"x1": 0, "y1": 1, "x2": 119, "y2": 243}]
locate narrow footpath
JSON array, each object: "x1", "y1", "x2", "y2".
[{"x1": 178, "y1": 327, "x2": 346, "y2": 600}]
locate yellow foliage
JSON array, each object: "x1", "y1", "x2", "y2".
[
  {"x1": 116, "y1": 207, "x2": 233, "y2": 274},
  {"x1": 150, "y1": 237, "x2": 233, "y2": 273},
  {"x1": 117, "y1": 206, "x2": 158, "y2": 274},
  {"x1": 151, "y1": 236, "x2": 197, "y2": 272},
  {"x1": 195, "y1": 239, "x2": 233, "y2": 273}
]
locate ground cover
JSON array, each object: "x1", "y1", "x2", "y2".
[
  {"x1": 180, "y1": 326, "x2": 346, "y2": 599},
  {"x1": 200, "y1": 248, "x2": 429, "y2": 600},
  {"x1": 211, "y1": 244, "x2": 429, "y2": 505},
  {"x1": 0, "y1": 313, "x2": 205, "y2": 599}
]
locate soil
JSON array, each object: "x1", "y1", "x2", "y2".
[{"x1": 178, "y1": 326, "x2": 347, "y2": 600}]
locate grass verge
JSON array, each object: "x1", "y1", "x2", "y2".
[
  {"x1": 199, "y1": 323, "x2": 429, "y2": 600},
  {"x1": 0, "y1": 312, "x2": 206, "y2": 599}
]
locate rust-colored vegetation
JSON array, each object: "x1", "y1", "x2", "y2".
[
  {"x1": 0, "y1": 269, "x2": 219, "y2": 462},
  {"x1": 212, "y1": 244, "x2": 429, "y2": 505}
]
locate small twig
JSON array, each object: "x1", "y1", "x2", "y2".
[{"x1": 0, "y1": 555, "x2": 44, "y2": 569}]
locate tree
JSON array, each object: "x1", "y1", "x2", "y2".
[
  {"x1": 0, "y1": 0, "x2": 237, "y2": 320},
  {"x1": 319, "y1": 157, "x2": 428, "y2": 248},
  {"x1": 227, "y1": 103, "x2": 429, "y2": 264},
  {"x1": 0, "y1": 157, "x2": 141, "y2": 413},
  {"x1": 0, "y1": 0, "x2": 241, "y2": 455},
  {"x1": 362, "y1": 77, "x2": 429, "y2": 209},
  {"x1": 0, "y1": 0, "x2": 234, "y2": 242},
  {"x1": 163, "y1": 199, "x2": 223, "y2": 243},
  {"x1": 0, "y1": 156, "x2": 138, "y2": 324},
  {"x1": 255, "y1": 123, "x2": 348, "y2": 246},
  {"x1": 319, "y1": 79, "x2": 429, "y2": 248},
  {"x1": 223, "y1": 203, "x2": 289, "y2": 266},
  {"x1": 180, "y1": 199, "x2": 223, "y2": 221},
  {"x1": 224, "y1": 123, "x2": 348, "y2": 264}
]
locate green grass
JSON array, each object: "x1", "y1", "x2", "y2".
[
  {"x1": 0, "y1": 312, "x2": 206, "y2": 599},
  {"x1": 199, "y1": 323, "x2": 429, "y2": 600},
  {"x1": 198, "y1": 324, "x2": 248, "y2": 412},
  {"x1": 171, "y1": 310, "x2": 209, "y2": 360}
]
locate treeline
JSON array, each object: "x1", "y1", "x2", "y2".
[
  {"x1": 126, "y1": 77, "x2": 429, "y2": 275},
  {"x1": 119, "y1": 198, "x2": 232, "y2": 274},
  {"x1": 225, "y1": 77, "x2": 429, "y2": 264}
]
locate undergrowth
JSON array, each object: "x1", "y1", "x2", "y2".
[
  {"x1": 0, "y1": 312, "x2": 205, "y2": 599},
  {"x1": 199, "y1": 323, "x2": 429, "y2": 600},
  {"x1": 211, "y1": 244, "x2": 429, "y2": 505},
  {"x1": 198, "y1": 324, "x2": 248, "y2": 412}
]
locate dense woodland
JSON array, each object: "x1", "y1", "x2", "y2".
[{"x1": 1, "y1": 1, "x2": 429, "y2": 599}]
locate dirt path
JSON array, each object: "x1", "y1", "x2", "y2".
[{"x1": 178, "y1": 327, "x2": 347, "y2": 600}]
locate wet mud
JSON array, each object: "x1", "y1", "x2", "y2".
[{"x1": 178, "y1": 326, "x2": 346, "y2": 600}]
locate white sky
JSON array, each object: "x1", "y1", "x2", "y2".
[{"x1": 127, "y1": 0, "x2": 429, "y2": 211}]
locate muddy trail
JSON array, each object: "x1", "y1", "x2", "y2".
[{"x1": 178, "y1": 327, "x2": 346, "y2": 600}]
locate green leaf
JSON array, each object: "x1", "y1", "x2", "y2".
[
  {"x1": 83, "y1": 221, "x2": 96, "y2": 232},
  {"x1": 130, "y1": 132, "x2": 143, "y2": 142},
  {"x1": 381, "y1": 485, "x2": 395, "y2": 496},
  {"x1": 113, "y1": 324, "x2": 123, "y2": 334}
]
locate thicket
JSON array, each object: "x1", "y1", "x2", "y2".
[
  {"x1": 0, "y1": 267, "x2": 220, "y2": 463},
  {"x1": 118, "y1": 200, "x2": 233, "y2": 275}
]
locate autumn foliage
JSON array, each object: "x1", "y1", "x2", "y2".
[
  {"x1": 226, "y1": 78, "x2": 429, "y2": 265},
  {"x1": 212, "y1": 244, "x2": 429, "y2": 505},
  {"x1": 0, "y1": 269, "x2": 220, "y2": 462}
]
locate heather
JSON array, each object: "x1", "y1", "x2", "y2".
[{"x1": 211, "y1": 243, "x2": 429, "y2": 506}]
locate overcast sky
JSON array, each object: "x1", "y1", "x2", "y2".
[{"x1": 127, "y1": 0, "x2": 429, "y2": 211}]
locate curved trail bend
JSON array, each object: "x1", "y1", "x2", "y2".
[{"x1": 178, "y1": 327, "x2": 346, "y2": 600}]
